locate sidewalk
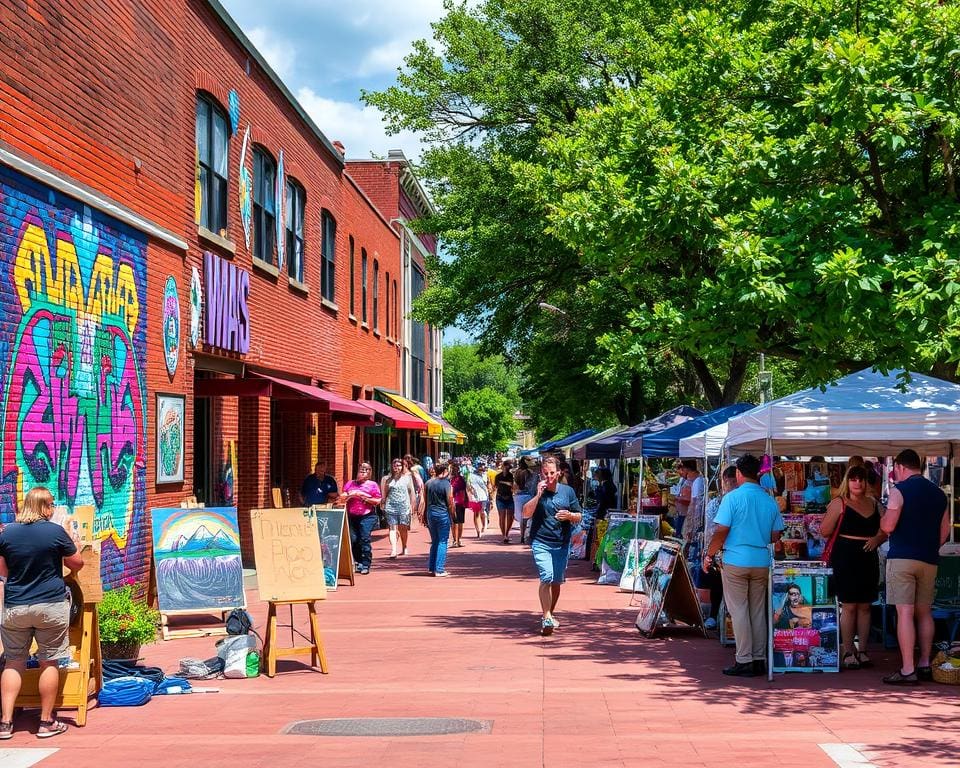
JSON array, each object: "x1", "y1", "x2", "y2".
[{"x1": 4, "y1": 522, "x2": 958, "y2": 768}]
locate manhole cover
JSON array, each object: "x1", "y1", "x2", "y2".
[{"x1": 285, "y1": 718, "x2": 491, "y2": 736}]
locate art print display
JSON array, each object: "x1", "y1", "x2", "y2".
[
  {"x1": 162, "y1": 276, "x2": 180, "y2": 376},
  {"x1": 619, "y1": 539, "x2": 662, "y2": 592},
  {"x1": 770, "y1": 563, "x2": 838, "y2": 673},
  {"x1": 151, "y1": 507, "x2": 245, "y2": 613},
  {"x1": 189, "y1": 266, "x2": 203, "y2": 347},
  {"x1": 156, "y1": 394, "x2": 185, "y2": 484},
  {"x1": 597, "y1": 516, "x2": 659, "y2": 585},
  {"x1": 315, "y1": 507, "x2": 350, "y2": 589}
]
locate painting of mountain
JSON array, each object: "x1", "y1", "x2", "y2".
[{"x1": 150, "y1": 507, "x2": 245, "y2": 612}]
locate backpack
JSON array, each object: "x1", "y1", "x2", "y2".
[
  {"x1": 97, "y1": 675, "x2": 154, "y2": 707},
  {"x1": 226, "y1": 608, "x2": 253, "y2": 635}
]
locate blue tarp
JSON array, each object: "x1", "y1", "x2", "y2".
[
  {"x1": 622, "y1": 403, "x2": 755, "y2": 458},
  {"x1": 544, "y1": 428, "x2": 597, "y2": 451},
  {"x1": 572, "y1": 406, "x2": 705, "y2": 459}
]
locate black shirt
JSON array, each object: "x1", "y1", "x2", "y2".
[{"x1": 0, "y1": 520, "x2": 76, "y2": 606}]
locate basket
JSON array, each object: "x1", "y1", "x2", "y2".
[{"x1": 931, "y1": 652, "x2": 960, "y2": 685}]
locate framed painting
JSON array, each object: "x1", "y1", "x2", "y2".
[{"x1": 156, "y1": 393, "x2": 185, "y2": 484}]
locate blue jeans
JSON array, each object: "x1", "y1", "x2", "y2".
[
  {"x1": 427, "y1": 511, "x2": 452, "y2": 573},
  {"x1": 349, "y1": 513, "x2": 378, "y2": 568}
]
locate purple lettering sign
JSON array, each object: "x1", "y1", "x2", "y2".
[{"x1": 203, "y1": 251, "x2": 250, "y2": 354}]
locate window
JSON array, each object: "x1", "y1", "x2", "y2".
[
  {"x1": 349, "y1": 236, "x2": 355, "y2": 315},
  {"x1": 195, "y1": 94, "x2": 229, "y2": 233},
  {"x1": 321, "y1": 211, "x2": 336, "y2": 302},
  {"x1": 286, "y1": 179, "x2": 305, "y2": 282},
  {"x1": 411, "y1": 267, "x2": 426, "y2": 402},
  {"x1": 393, "y1": 279, "x2": 399, "y2": 339},
  {"x1": 361, "y1": 248, "x2": 368, "y2": 324},
  {"x1": 253, "y1": 148, "x2": 276, "y2": 265},
  {"x1": 372, "y1": 259, "x2": 379, "y2": 332},
  {"x1": 385, "y1": 270, "x2": 391, "y2": 337}
]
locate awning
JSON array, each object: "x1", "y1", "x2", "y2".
[
  {"x1": 250, "y1": 373, "x2": 374, "y2": 423},
  {"x1": 360, "y1": 399, "x2": 429, "y2": 431},
  {"x1": 435, "y1": 415, "x2": 467, "y2": 444},
  {"x1": 375, "y1": 389, "x2": 443, "y2": 437}
]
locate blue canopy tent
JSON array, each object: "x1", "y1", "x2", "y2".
[
  {"x1": 622, "y1": 403, "x2": 755, "y2": 458},
  {"x1": 572, "y1": 406, "x2": 705, "y2": 460},
  {"x1": 543, "y1": 428, "x2": 597, "y2": 452}
]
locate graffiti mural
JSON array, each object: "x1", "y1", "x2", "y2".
[
  {"x1": 189, "y1": 266, "x2": 202, "y2": 348},
  {"x1": 0, "y1": 166, "x2": 148, "y2": 588},
  {"x1": 162, "y1": 276, "x2": 179, "y2": 376},
  {"x1": 238, "y1": 126, "x2": 252, "y2": 251}
]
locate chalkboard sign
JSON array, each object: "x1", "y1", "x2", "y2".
[
  {"x1": 635, "y1": 540, "x2": 704, "y2": 637},
  {"x1": 251, "y1": 507, "x2": 326, "y2": 602},
  {"x1": 314, "y1": 508, "x2": 353, "y2": 590}
]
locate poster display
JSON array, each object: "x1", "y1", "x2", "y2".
[
  {"x1": 635, "y1": 541, "x2": 704, "y2": 637},
  {"x1": 770, "y1": 562, "x2": 839, "y2": 673},
  {"x1": 597, "y1": 515, "x2": 660, "y2": 585},
  {"x1": 618, "y1": 539, "x2": 662, "y2": 592},
  {"x1": 314, "y1": 507, "x2": 353, "y2": 589}
]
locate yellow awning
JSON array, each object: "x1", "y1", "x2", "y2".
[
  {"x1": 375, "y1": 390, "x2": 443, "y2": 438},
  {"x1": 436, "y1": 415, "x2": 467, "y2": 444}
]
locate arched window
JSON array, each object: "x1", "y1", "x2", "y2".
[
  {"x1": 361, "y1": 248, "x2": 368, "y2": 324},
  {"x1": 349, "y1": 236, "x2": 356, "y2": 316},
  {"x1": 195, "y1": 93, "x2": 229, "y2": 233},
  {"x1": 285, "y1": 179, "x2": 305, "y2": 282},
  {"x1": 373, "y1": 258, "x2": 379, "y2": 332},
  {"x1": 253, "y1": 147, "x2": 276, "y2": 265},
  {"x1": 321, "y1": 210, "x2": 336, "y2": 301},
  {"x1": 385, "y1": 270, "x2": 391, "y2": 337}
]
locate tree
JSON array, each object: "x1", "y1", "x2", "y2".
[
  {"x1": 446, "y1": 387, "x2": 518, "y2": 454},
  {"x1": 442, "y1": 343, "x2": 519, "y2": 406}
]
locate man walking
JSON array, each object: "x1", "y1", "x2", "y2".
[
  {"x1": 704, "y1": 455, "x2": 783, "y2": 676},
  {"x1": 880, "y1": 449, "x2": 950, "y2": 685}
]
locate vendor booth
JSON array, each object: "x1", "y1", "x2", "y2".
[{"x1": 572, "y1": 406, "x2": 704, "y2": 460}]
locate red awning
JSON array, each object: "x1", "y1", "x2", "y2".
[
  {"x1": 360, "y1": 399, "x2": 429, "y2": 431},
  {"x1": 249, "y1": 373, "x2": 374, "y2": 423}
]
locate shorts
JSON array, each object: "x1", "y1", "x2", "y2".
[
  {"x1": 531, "y1": 541, "x2": 569, "y2": 584},
  {"x1": 886, "y1": 558, "x2": 938, "y2": 606},
  {"x1": 467, "y1": 501, "x2": 484, "y2": 515},
  {"x1": 385, "y1": 506, "x2": 412, "y2": 527},
  {"x1": 1, "y1": 599, "x2": 71, "y2": 662},
  {"x1": 495, "y1": 499, "x2": 512, "y2": 514},
  {"x1": 453, "y1": 505, "x2": 466, "y2": 524}
]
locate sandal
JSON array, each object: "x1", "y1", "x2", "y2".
[
  {"x1": 0, "y1": 721, "x2": 13, "y2": 740},
  {"x1": 856, "y1": 651, "x2": 873, "y2": 668},
  {"x1": 882, "y1": 670, "x2": 919, "y2": 686},
  {"x1": 37, "y1": 719, "x2": 68, "y2": 739},
  {"x1": 842, "y1": 651, "x2": 861, "y2": 670}
]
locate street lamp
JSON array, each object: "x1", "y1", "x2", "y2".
[{"x1": 538, "y1": 302, "x2": 567, "y2": 316}]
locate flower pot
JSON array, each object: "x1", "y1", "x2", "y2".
[{"x1": 100, "y1": 640, "x2": 142, "y2": 660}]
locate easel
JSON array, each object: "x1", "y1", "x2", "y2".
[
  {"x1": 635, "y1": 541, "x2": 706, "y2": 638},
  {"x1": 262, "y1": 599, "x2": 328, "y2": 678},
  {"x1": 15, "y1": 549, "x2": 103, "y2": 726}
]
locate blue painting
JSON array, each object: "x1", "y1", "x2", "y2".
[{"x1": 150, "y1": 507, "x2": 245, "y2": 613}]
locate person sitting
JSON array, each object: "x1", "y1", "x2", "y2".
[{"x1": 0, "y1": 486, "x2": 85, "y2": 739}]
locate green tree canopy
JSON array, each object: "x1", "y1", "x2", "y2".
[
  {"x1": 446, "y1": 387, "x2": 518, "y2": 454},
  {"x1": 442, "y1": 343, "x2": 520, "y2": 405}
]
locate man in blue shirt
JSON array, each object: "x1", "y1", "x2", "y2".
[
  {"x1": 301, "y1": 461, "x2": 339, "y2": 506},
  {"x1": 704, "y1": 454, "x2": 784, "y2": 676}
]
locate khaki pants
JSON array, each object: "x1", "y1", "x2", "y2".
[{"x1": 721, "y1": 564, "x2": 769, "y2": 663}]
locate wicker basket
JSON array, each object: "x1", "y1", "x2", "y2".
[{"x1": 931, "y1": 652, "x2": 960, "y2": 685}]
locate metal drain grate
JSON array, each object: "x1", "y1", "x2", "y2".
[{"x1": 285, "y1": 718, "x2": 491, "y2": 737}]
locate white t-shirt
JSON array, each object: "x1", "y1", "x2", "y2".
[
  {"x1": 687, "y1": 474, "x2": 706, "y2": 531},
  {"x1": 467, "y1": 471, "x2": 489, "y2": 502}
]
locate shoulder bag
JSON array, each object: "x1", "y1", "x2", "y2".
[{"x1": 820, "y1": 499, "x2": 845, "y2": 565}]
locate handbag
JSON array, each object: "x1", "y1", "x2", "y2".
[{"x1": 820, "y1": 499, "x2": 845, "y2": 565}]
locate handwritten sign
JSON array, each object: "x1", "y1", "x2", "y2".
[{"x1": 251, "y1": 507, "x2": 326, "y2": 602}]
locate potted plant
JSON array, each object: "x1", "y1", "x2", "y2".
[{"x1": 98, "y1": 580, "x2": 160, "y2": 660}]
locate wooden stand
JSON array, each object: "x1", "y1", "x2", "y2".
[
  {"x1": 160, "y1": 610, "x2": 229, "y2": 641},
  {"x1": 262, "y1": 600, "x2": 328, "y2": 678},
  {"x1": 15, "y1": 586, "x2": 102, "y2": 726}
]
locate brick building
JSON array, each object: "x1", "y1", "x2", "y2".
[{"x1": 0, "y1": 0, "x2": 444, "y2": 578}]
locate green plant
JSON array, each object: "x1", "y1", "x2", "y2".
[{"x1": 98, "y1": 583, "x2": 160, "y2": 645}]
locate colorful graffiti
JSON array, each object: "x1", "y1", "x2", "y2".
[
  {"x1": 189, "y1": 266, "x2": 202, "y2": 348},
  {"x1": 162, "y1": 276, "x2": 179, "y2": 376},
  {"x1": 228, "y1": 90, "x2": 241, "y2": 136},
  {"x1": 0, "y1": 167, "x2": 148, "y2": 588},
  {"x1": 156, "y1": 394, "x2": 184, "y2": 484},
  {"x1": 238, "y1": 126, "x2": 252, "y2": 251}
]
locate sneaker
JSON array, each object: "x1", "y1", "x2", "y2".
[
  {"x1": 704, "y1": 617, "x2": 718, "y2": 630},
  {"x1": 550, "y1": 616, "x2": 560, "y2": 629},
  {"x1": 541, "y1": 617, "x2": 555, "y2": 636},
  {"x1": 882, "y1": 670, "x2": 919, "y2": 685},
  {"x1": 722, "y1": 662, "x2": 756, "y2": 677},
  {"x1": 359, "y1": 566, "x2": 370, "y2": 575}
]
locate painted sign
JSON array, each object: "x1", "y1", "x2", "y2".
[
  {"x1": 189, "y1": 266, "x2": 202, "y2": 348},
  {"x1": 251, "y1": 507, "x2": 326, "y2": 602},
  {"x1": 203, "y1": 251, "x2": 249, "y2": 353},
  {"x1": 238, "y1": 126, "x2": 252, "y2": 251},
  {"x1": 162, "y1": 276, "x2": 180, "y2": 376},
  {"x1": 0, "y1": 166, "x2": 148, "y2": 589},
  {"x1": 151, "y1": 506, "x2": 245, "y2": 612},
  {"x1": 156, "y1": 394, "x2": 185, "y2": 484},
  {"x1": 275, "y1": 149, "x2": 285, "y2": 271}
]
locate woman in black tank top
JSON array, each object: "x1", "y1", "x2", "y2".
[{"x1": 821, "y1": 465, "x2": 887, "y2": 669}]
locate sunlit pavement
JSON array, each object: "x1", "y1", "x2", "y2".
[{"x1": 5, "y1": 522, "x2": 958, "y2": 767}]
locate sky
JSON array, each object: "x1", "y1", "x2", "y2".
[{"x1": 218, "y1": 0, "x2": 472, "y2": 344}]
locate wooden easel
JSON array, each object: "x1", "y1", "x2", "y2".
[
  {"x1": 262, "y1": 599, "x2": 329, "y2": 678},
  {"x1": 16, "y1": 550, "x2": 103, "y2": 726}
]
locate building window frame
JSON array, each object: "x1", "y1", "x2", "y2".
[
  {"x1": 385, "y1": 270, "x2": 391, "y2": 337},
  {"x1": 252, "y1": 147, "x2": 277, "y2": 266},
  {"x1": 372, "y1": 259, "x2": 380, "y2": 333},
  {"x1": 349, "y1": 236, "x2": 356, "y2": 316},
  {"x1": 286, "y1": 179, "x2": 305, "y2": 283},
  {"x1": 195, "y1": 94, "x2": 229, "y2": 234},
  {"x1": 320, "y1": 210, "x2": 336, "y2": 302},
  {"x1": 361, "y1": 248, "x2": 368, "y2": 325}
]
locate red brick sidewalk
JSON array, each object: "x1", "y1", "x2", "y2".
[{"x1": 4, "y1": 524, "x2": 959, "y2": 767}]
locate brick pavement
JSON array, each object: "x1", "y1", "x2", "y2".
[{"x1": 3, "y1": 524, "x2": 958, "y2": 767}]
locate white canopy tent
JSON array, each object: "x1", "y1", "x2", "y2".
[
  {"x1": 723, "y1": 368, "x2": 960, "y2": 457},
  {"x1": 678, "y1": 422, "x2": 734, "y2": 458}
]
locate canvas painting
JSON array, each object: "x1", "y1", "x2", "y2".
[
  {"x1": 156, "y1": 394, "x2": 185, "y2": 484},
  {"x1": 151, "y1": 506, "x2": 245, "y2": 613}
]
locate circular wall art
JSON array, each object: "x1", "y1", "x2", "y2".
[
  {"x1": 162, "y1": 276, "x2": 180, "y2": 376},
  {"x1": 190, "y1": 267, "x2": 202, "y2": 348}
]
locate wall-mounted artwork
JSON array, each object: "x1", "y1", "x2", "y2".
[
  {"x1": 189, "y1": 266, "x2": 202, "y2": 348},
  {"x1": 162, "y1": 276, "x2": 180, "y2": 376},
  {"x1": 275, "y1": 149, "x2": 285, "y2": 270},
  {"x1": 238, "y1": 126, "x2": 252, "y2": 251},
  {"x1": 228, "y1": 90, "x2": 240, "y2": 135},
  {"x1": 0, "y1": 166, "x2": 148, "y2": 589},
  {"x1": 156, "y1": 394, "x2": 185, "y2": 484}
]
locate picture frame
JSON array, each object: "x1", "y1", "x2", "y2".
[{"x1": 156, "y1": 393, "x2": 185, "y2": 484}]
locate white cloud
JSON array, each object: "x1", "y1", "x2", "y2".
[
  {"x1": 357, "y1": 38, "x2": 414, "y2": 77},
  {"x1": 295, "y1": 87, "x2": 425, "y2": 161},
  {"x1": 246, "y1": 26, "x2": 297, "y2": 81}
]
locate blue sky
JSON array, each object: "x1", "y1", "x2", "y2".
[{"x1": 218, "y1": 0, "x2": 472, "y2": 344}]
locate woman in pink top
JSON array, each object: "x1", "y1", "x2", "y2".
[{"x1": 341, "y1": 462, "x2": 382, "y2": 575}]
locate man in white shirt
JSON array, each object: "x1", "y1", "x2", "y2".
[{"x1": 467, "y1": 460, "x2": 490, "y2": 538}]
